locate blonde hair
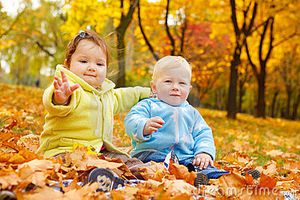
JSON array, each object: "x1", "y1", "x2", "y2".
[{"x1": 152, "y1": 56, "x2": 192, "y2": 81}]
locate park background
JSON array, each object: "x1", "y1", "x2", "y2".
[
  {"x1": 0, "y1": 0, "x2": 299, "y2": 199},
  {"x1": 1, "y1": 0, "x2": 300, "y2": 120}
]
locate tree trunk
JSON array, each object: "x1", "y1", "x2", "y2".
[
  {"x1": 116, "y1": 33, "x2": 126, "y2": 87},
  {"x1": 238, "y1": 78, "x2": 245, "y2": 113},
  {"x1": 227, "y1": 0, "x2": 257, "y2": 119},
  {"x1": 256, "y1": 69, "x2": 266, "y2": 117},
  {"x1": 285, "y1": 87, "x2": 292, "y2": 118},
  {"x1": 292, "y1": 93, "x2": 300, "y2": 120},
  {"x1": 115, "y1": 0, "x2": 139, "y2": 87},
  {"x1": 227, "y1": 45, "x2": 241, "y2": 119},
  {"x1": 270, "y1": 90, "x2": 279, "y2": 117}
]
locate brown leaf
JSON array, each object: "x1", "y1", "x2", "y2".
[
  {"x1": 0, "y1": 168, "x2": 21, "y2": 189},
  {"x1": 64, "y1": 147, "x2": 123, "y2": 171},
  {"x1": 258, "y1": 173, "x2": 277, "y2": 189},
  {"x1": 245, "y1": 173, "x2": 254, "y2": 185},
  {"x1": 219, "y1": 173, "x2": 246, "y2": 188},
  {"x1": 153, "y1": 179, "x2": 195, "y2": 200},
  {"x1": 138, "y1": 161, "x2": 168, "y2": 181},
  {"x1": 262, "y1": 161, "x2": 277, "y2": 176},
  {"x1": 17, "y1": 134, "x2": 40, "y2": 152},
  {"x1": 8, "y1": 153, "x2": 26, "y2": 164},
  {"x1": 168, "y1": 163, "x2": 197, "y2": 185},
  {"x1": 18, "y1": 186, "x2": 64, "y2": 200},
  {"x1": 18, "y1": 159, "x2": 59, "y2": 172}
]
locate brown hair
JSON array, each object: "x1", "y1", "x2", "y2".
[{"x1": 64, "y1": 30, "x2": 110, "y2": 68}]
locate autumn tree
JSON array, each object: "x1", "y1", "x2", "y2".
[
  {"x1": 244, "y1": 0, "x2": 299, "y2": 118},
  {"x1": 226, "y1": 0, "x2": 257, "y2": 119},
  {"x1": 62, "y1": 0, "x2": 139, "y2": 87},
  {"x1": 115, "y1": 0, "x2": 139, "y2": 87},
  {"x1": 1, "y1": 0, "x2": 66, "y2": 85},
  {"x1": 137, "y1": 0, "x2": 230, "y2": 105},
  {"x1": 277, "y1": 46, "x2": 300, "y2": 119}
]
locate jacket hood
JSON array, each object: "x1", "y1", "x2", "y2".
[{"x1": 55, "y1": 65, "x2": 115, "y2": 95}]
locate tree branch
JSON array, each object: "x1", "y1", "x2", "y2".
[
  {"x1": 273, "y1": 31, "x2": 298, "y2": 47},
  {"x1": 35, "y1": 41, "x2": 55, "y2": 57},
  {"x1": 180, "y1": 18, "x2": 187, "y2": 55},
  {"x1": 245, "y1": 39, "x2": 259, "y2": 79},
  {"x1": 0, "y1": 9, "x2": 26, "y2": 38},
  {"x1": 165, "y1": 0, "x2": 175, "y2": 55},
  {"x1": 265, "y1": 17, "x2": 274, "y2": 62},
  {"x1": 230, "y1": 0, "x2": 240, "y2": 37},
  {"x1": 137, "y1": 0, "x2": 159, "y2": 61}
]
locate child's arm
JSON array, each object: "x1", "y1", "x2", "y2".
[
  {"x1": 52, "y1": 71, "x2": 79, "y2": 105},
  {"x1": 143, "y1": 116, "x2": 164, "y2": 136},
  {"x1": 192, "y1": 109, "x2": 216, "y2": 169},
  {"x1": 125, "y1": 100, "x2": 153, "y2": 142},
  {"x1": 193, "y1": 153, "x2": 214, "y2": 170},
  {"x1": 113, "y1": 87, "x2": 151, "y2": 114},
  {"x1": 43, "y1": 71, "x2": 80, "y2": 116}
]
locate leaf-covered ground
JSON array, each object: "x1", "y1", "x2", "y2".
[{"x1": 0, "y1": 83, "x2": 299, "y2": 199}]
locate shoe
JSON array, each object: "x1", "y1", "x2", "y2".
[
  {"x1": 170, "y1": 150, "x2": 179, "y2": 164},
  {"x1": 164, "y1": 150, "x2": 179, "y2": 169},
  {"x1": 194, "y1": 172, "x2": 209, "y2": 187},
  {"x1": 241, "y1": 169, "x2": 260, "y2": 179},
  {"x1": 0, "y1": 190, "x2": 16, "y2": 200},
  {"x1": 87, "y1": 168, "x2": 124, "y2": 192}
]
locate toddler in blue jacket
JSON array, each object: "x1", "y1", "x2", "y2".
[{"x1": 125, "y1": 56, "x2": 228, "y2": 185}]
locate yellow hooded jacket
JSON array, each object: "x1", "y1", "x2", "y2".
[{"x1": 37, "y1": 65, "x2": 150, "y2": 157}]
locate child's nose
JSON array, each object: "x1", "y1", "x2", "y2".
[
  {"x1": 88, "y1": 65, "x2": 96, "y2": 72},
  {"x1": 172, "y1": 83, "x2": 179, "y2": 90}
]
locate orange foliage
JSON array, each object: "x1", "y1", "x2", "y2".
[{"x1": 0, "y1": 84, "x2": 299, "y2": 199}]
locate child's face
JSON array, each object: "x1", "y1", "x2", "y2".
[
  {"x1": 151, "y1": 67, "x2": 192, "y2": 106},
  {"x1": 68, "y1": 39, "x2": 107, "y2": 88}
]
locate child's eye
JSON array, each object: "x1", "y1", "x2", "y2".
[
  {"x1": 79, "y1": 60, "x2": 87, "y2": 63},
  {"x1": 97, "y1": 63, "x2": 104, "y2": 67},
  {"x1": 164, "y1": 80, "x2": 172, "y2": 83},
  {"x1": 179, "y1": 82, "x2": 186, "y2": 85}
]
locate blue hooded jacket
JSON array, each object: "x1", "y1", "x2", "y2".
[{"x1": 125, "y1": 98, "x2": 216, "y2": 161}]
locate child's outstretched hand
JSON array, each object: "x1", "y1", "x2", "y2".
[
  {"x1": 193, "y1": 153, "x2": 214, "y2": 170},
  {"x1": 143, "y1": 116, "x2": 165, "y2": 136},
  {"x1": 53, "y1": 71, "x2": 79, "y2": 105}
]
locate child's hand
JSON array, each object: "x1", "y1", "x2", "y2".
[
  {"x1": 193, "y1": 153, "x2": 214, "y2": 170},
  {"x1": 143, "y1": 116, "x2": 165, "y2": 136},
  {"x1": 53, "y1": 71, "x2": 79, "y2": 105}
]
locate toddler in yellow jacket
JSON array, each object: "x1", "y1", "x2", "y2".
[{"x1": 37, "y1": 30, "x2": 150, "y2": 158}]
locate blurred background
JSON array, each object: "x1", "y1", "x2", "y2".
[{"x1": 0, "y1": 0, "x2": 299, "y2": 120}]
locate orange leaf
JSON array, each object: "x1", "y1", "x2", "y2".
[
  {"x1": 245, "y1": 173, "x2": 254, "y2": 185},
  {"x1": 168, "y1": 163, "x2": 196, "y2": 185},
  {"x1": 0, "y1": 169, "x2": 21, "y2": 189},
  {"x1": 219, "y1": 173, "x2": 246, "y2": 188},
  {"x1": 258, "y1": 173, "x2": 277, "y2": 189},
  {"x1": 8, "y1": 154, "x2": 26, "y2": 164}
]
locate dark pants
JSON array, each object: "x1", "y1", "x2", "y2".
[{"x1": 133, "y1": 151, "x2": 229, "y2": 179}]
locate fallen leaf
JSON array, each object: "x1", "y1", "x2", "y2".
[{"x1": 258, "y1": 173, "x2": 277, "y2": 189}]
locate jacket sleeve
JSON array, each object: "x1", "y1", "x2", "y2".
[
  {"x1": 113, "y1": 86, "x2": 151, "y2": 114},
  {"x1": 124, "y1": 100, "x2": 152, "y2": 142},
  {"x1": 192, "y1": 109, "x2": 216, "y2": 160},
  {"x1": 43, "y1": 85, "x2": 80, "y2": 117}
]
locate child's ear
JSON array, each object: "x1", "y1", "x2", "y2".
[{"x1": 150, "y1": 81, "x2": 157, "y2": 94}]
